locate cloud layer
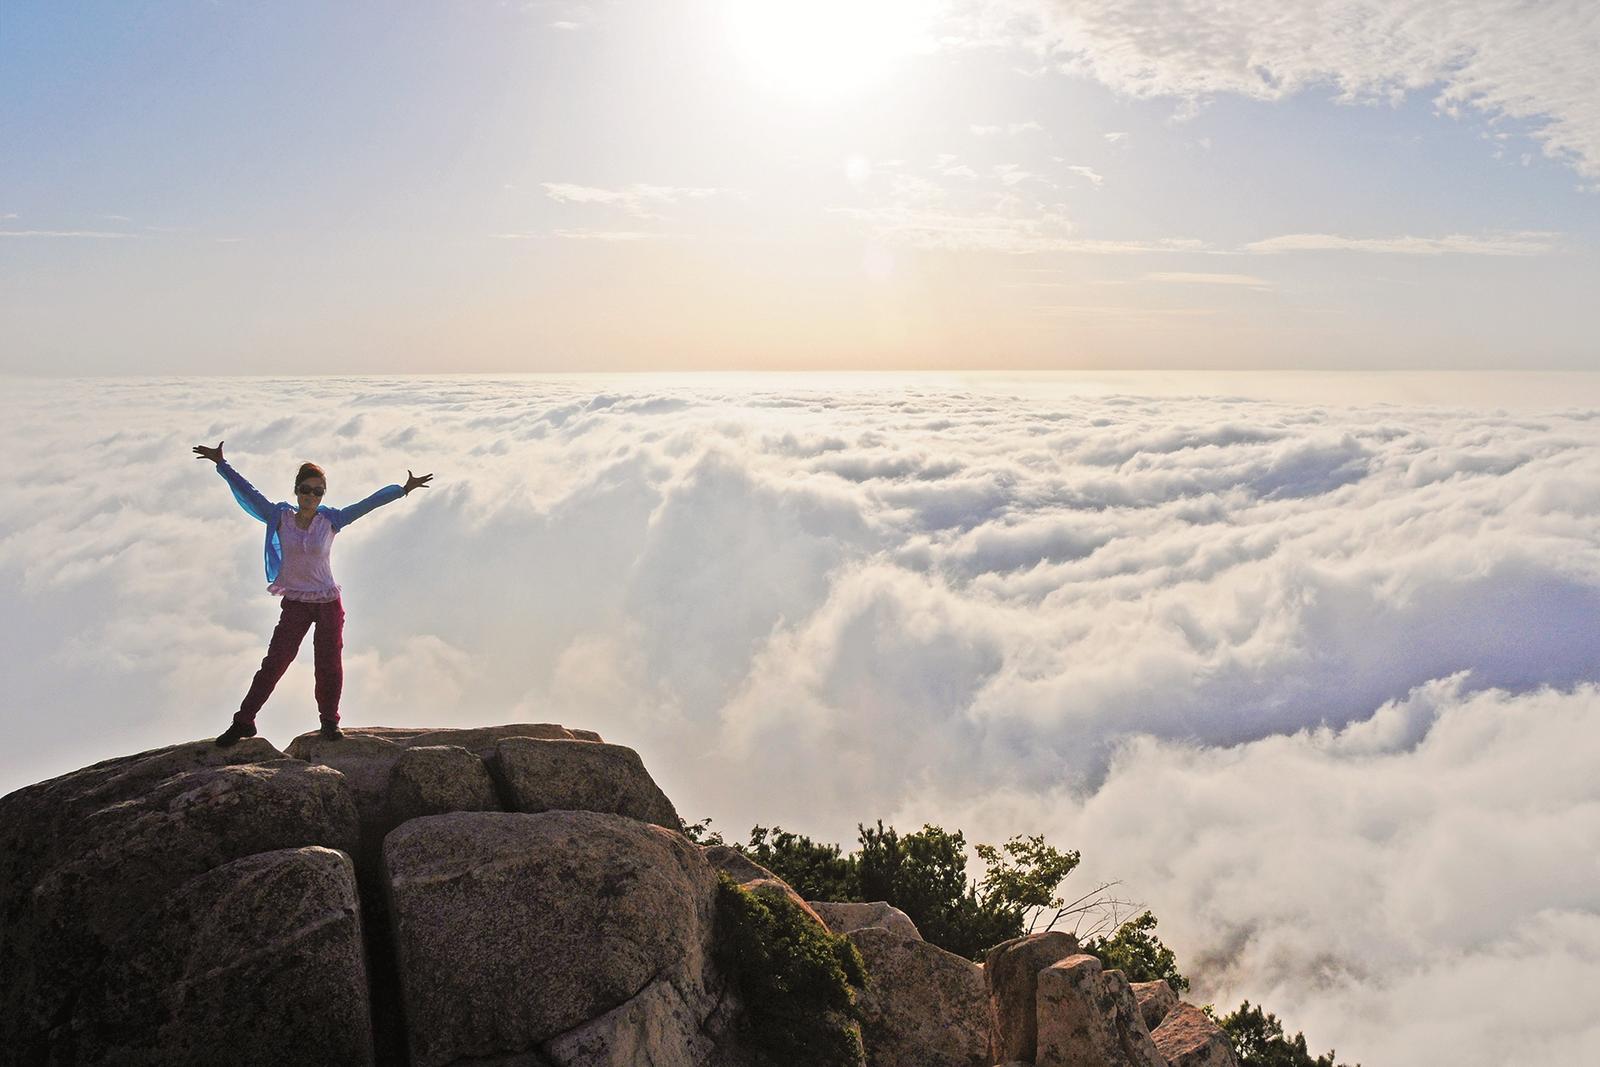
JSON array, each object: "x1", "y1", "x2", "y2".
[
  {"x1": 999, "y1": 0, "x2": 1600, "y2": 178},
  {"x1": 1, "y1": 374, "x2": 1596, "y2": 1064}
]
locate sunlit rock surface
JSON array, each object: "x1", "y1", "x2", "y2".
[{"x1": 2, "y1": 721, "x2": 1244, "y2": 1066}]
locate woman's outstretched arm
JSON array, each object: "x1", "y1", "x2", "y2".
[
  {"x1": 327, "y1": 470, "x2": 431, "y2": 531},
  {"x1": 193, "y1": 441, "x2": 275, "y2": 524}
]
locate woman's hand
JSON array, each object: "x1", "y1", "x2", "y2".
[
  {"x1": 193, "y1": 441, "x2": 224, "y2": 465},
  {"x1": 404, "y1": 470, "x2": 433, "y2": 495}
]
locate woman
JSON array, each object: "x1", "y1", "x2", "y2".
[{"x1": 193, "y1": 440, "x2": 432, "y2": 745}]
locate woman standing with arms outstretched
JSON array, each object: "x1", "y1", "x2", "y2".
[{"x1": 193, "y1": 441, "x2": 432, "y2": 745}]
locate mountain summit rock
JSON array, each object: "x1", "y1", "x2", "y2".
[{"x1": 0, "y1": 724, "x2": 1233, "y2": 1067}]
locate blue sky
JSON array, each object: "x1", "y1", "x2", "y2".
[{"x1": 3, "y1": 0, "x2": 1597, "y2": 372}]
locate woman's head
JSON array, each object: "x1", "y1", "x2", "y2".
[{"x1": 294, "y1": 462, "x2": 327, "y2": 506}]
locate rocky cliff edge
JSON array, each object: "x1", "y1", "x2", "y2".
[{"x1": 0, "y1": 724, "x2": 1233, "y2": 1067}]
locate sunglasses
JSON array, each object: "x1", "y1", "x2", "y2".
[{"x1": 296, "y1": 484, "x2": 325, "y2": 497}]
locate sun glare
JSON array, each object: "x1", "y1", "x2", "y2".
[{"x1": 722, "y1": 0, "x2": 936, "y2": 101}]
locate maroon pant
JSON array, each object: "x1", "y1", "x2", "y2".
[{"x1": 234, "y1": 597, "x2": 345, "y2": 728}]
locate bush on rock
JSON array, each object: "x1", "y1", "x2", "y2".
[
  {"x1": 1080, "y1": 909, "x2": 1190, "y2": 994},
  {"x1": 712, "y1": 871, "x2": 867, "y2": 1067}
]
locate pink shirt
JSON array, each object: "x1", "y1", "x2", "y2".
[{"x1": 268, "y1": 510, "x2": 342, "y2": 602}]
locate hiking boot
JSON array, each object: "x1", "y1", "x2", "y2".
[
  {"x1": 215, "y1": 721, "x2": 257, "y2": 747},
  {"x1": 319, "y1": 723, "x2": 344, "y2": 741}
]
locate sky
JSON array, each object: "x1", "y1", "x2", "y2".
[
  {"x1": 3, "y1": 0, "x2": 1598, "y2": 373},
  {"x1": 2, "y1": 373, "x2": 1597, "y2": 1065}
]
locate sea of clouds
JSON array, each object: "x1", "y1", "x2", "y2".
[{"x1": 1, "y1": 373, "x2": 1596, "y2": 1064}]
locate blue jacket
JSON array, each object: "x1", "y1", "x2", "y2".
[{"x1": 215, "y1": 461, "x2": 406, "y2": 583}]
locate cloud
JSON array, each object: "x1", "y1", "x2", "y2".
[
  {"x1": 490, "y1": 229, "x2": 663, "y2": 242},
  {"x1": 991, "y1": 0, "x2": 1600, "y2": 178},
  {"x1": 832, "y1": 199, "x2": 1206, "y2": 254},
  {"x1": 1245, "y1": 231, "x2": 1558, "y2": 255},
  {"x1": 831, "y1": 154, "x2": 1191, "y2": 253},
  {"x1": 0, "y1": 229, "x2": 135, "y2": 239},
  {"x1": 1, "y1": 375, "x2": 1596, "y2": 1066},
  {"x1": 526, "y1": 0, "x2": 593, "y2": 31},
  {"x1": 1144, "y1": 271, "x2": 1272, "y2": 288},
  {"x1": 992, "y1": 163, "x2": 1045, "y2": 187},
  {"x1": 552, "y1": 228, "x2": 663, "y2": 242},
  {"x1": 540, "y1": 181, "x2": 731, "y2": 219},
  {"x1": 971, "y1": 120, "x2": 1044, "y2": 136},
  {"x1": 976, "y1": 677, "x2": 1600, "y2": 1067},
  {"x1": 831, "y1": 170, "x2": 1204, "y2": 253},
  {"x1": 1064, "y1": 164, "x2": 1104, "y2": 186}
]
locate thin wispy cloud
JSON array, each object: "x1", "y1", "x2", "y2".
[
  {"x1": 525, "y1": 0, "x2": 593, "y2": 32},
  {"x1": 492, "y1": 227, "x2": 662, "y2": 241},
  {"x1": 1064, "y1": 164, "x2": 1104, "y2": 186},
  {"x1": 971, "y1": 120, "x2": 1044, "y2": 136},
  {"x1": 0, "y1": 229, "x2": 135, "y2": 239},
  {"x1": 1245, "y1": 231, "x2": 1558, "y2": 255},
  {"x1": 992, "y1": 163, "x2": 1045, "y2": 187},
  {"x1": 1144, "y1": 271, "x2": 1272, "y2": 288},
  {"x1": 552, "y1": 228, "x2": 662, "y2": 241},
  {"x1": 541, "y1": 181, "x2": 730, "y2": 219},
  {"x1": 1026, "y1": 303, "x2": 1220, "y2": 318},
  {"x1": 833, "y1": 197, "x2": 1205, "y2": 254},
  {"x1": 996, "y1": 0, "x2": 1600, "y2": 178}
]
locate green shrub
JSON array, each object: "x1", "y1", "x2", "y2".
[
  {"x1": 857, "y1": 821, "x2": 1027, "y2": 960},
  {"x1": 743, "y1": 824, "x2": 860, "y2": 902},
  {"x1": 737, "y1": 820, "x2": 1079, "y2": 962},
  {"x1": 712, "y1": 872, "x2": 867, "y2": 1067},
  {"x1": 1216, "y1": 1000, "x2": 1359, "y2": 1067},
  {"x1": 1080, "y1": 910, "x2": 1190, "y2": 994},
  {"x1": 704, "y1": 816, "x2": 1342, "y2": 1067}
]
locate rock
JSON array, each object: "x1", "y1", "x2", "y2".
[
  {"x1": 401, "y1": 722, "x2": 583, "y2": 757},
  {"x1": 1151, "y1": 1003, "x2": 1240, "y2": 1067},
  {"x1": 284, "y1": 724, "x2": 591, "y2": 828},
  {"x1": 384, "y1": 810, "x2": 720, "y2": 1067},
  {"x1": 544, "y1": 975, "x2": 722, "y2": 1067},
  {"x1": 1035, "y1": 954, "x2": 1165, "y2": 1067},
  {"x1": 695, "y1": 848, "x2": 827, "y2": 928},
  {"x1": 1133, "y1": 979, "x2": 1180, "y2": 1032},
  {"x1": 983, "y1": 930, "x2": 1079, "y2": 1063},
  {"x1": 285, "y1": 732, "x2": 408, "y2": 824},
  {"x1": 496, "y1": 737, "x2": 680, "y2": 830},
  {"x1": 811, "y1": 900, "x2": 922, "y2": 942},
  {"x1": 387, "y1": 744, "x2": 499, "y2": 824},
  {"x1": 701, "y1": 844, "x2": 778, "y2": 884},
  {"x1": 0, "y1": 735, "x2": 285, "y2": 882},
  {"x1": 0, "y1": 751, "x2": 359, "y2": 1064},
  {"x1": 89, "y1": 847, "x2": 372, "y2": 1066},
  {"x1": 11, "y1": 724, "x2": 1240, "y2": 1067},
  {"x1": 846, "y1": 926, "x2": 988, "y2": 1067}
]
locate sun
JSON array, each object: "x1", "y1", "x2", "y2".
[{"x1": 722, "y1": 0, "x2": 937, "y2": 102}]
